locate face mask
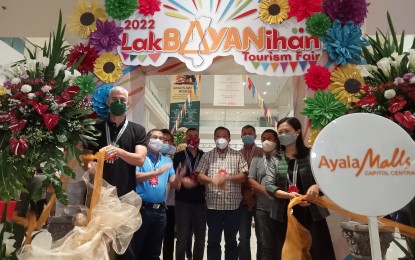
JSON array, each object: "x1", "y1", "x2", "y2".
[
  {"x1": 262, "y1": 140, "x2": 276, "y2": 152},
  {"x1": 148, "y1": 138, "x2": 163, "y2": 152},
  {"x1": 160, "y1": 143, "x2": 171, "y2": 154},
  {"x1": 110, "y1": 100, "x2": 127, "y2": 116},
  {"x1": 241, "y1": 135, "x2": 255, "y2": 145},
  {"x1": 187, "y1": 137, "x2": 200, "y2": 148},
  {"x1": 215, "y1": 138, "x2": 228, "y2": 150},
  {"x1": 278, "y1": 133, "x2": 297, "y2": 146},
  {"x1": 167, "y1": 145, "x2": 176, "y2": 155}
]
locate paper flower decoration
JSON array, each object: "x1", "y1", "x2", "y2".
[
  {"x1": 138, "y1": 0, "x2": 162, "y2": 16},
  {"x1": 301, "y1": 90, "x2": 348, "y2": 129},
  {"x1": 329, "y1": 64, "x2": 365, "y2": 106},
  {"x1": 322, "y1": 20, "x2": 365, "y2": 66},
  {"x1": 93, "y1": 52, "x2": 123, "y2": 83},
  {"x1": 73, "y1": 74, "x2": 97, "y2": 94},
  {"x1": 305, "y1": 13, "x2": 332, "y2": 37},
  {"x1": 68, "y1": 0, "x2": 107, "y2": 38},
  {"x1": 323, "y1": 0, "x2": 368, "y2": 25},
  {"x1": 92, "y1": 84, "x2": 113, "y2": 120},
  {"x1": 259, "y1": 0, "x2": 290, "y2": 24},
  {"x1": 288, "y1": 0, "x2": 323, "y2": 22},
  {"x1": 304, "y1": 65, "x2": 331, "y2": 91},
  {"x1": 89, "y1": 19, "x2": 124, "y2": 52},
  {"x1": 105, "y1": 0, "x2": 137, "y2": 20},
  {"x1": 66, "y1": 43, "x2": 99, "y2": 74}
]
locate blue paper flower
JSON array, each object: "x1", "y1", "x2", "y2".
[
  {"x1": 93, "y1": 84, "x2": 113, "y2": 120},
  {"x1": 322, "y1": 20, "x2": 366, "y2": 66}
]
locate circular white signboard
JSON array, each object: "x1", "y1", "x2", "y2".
[{"x1": 310, "y1": 113, "x2": 415, "y2": 216}]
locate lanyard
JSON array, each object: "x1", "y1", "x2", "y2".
[
  {"x1": 184, "y1": 150, "x2": 200, "y2": 173},
  {"x1": 146, "y1": 156, "x2": 161, "y2": 172},
  {"x1": 287, "y1": 160, "x2": 298, "y2": 187},
  {"x1": 105, "y1": 120, "x2": 129, "y2": 146}
]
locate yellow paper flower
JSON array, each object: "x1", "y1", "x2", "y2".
[
  {"x1": 93, "y1": 53, "x2": 123, "y2": 83},
  {"x1": 259, "y1": 0, "x2": 290, "y2": 24},
  {"x1": 0, "y1": 85, "x2": 7, "y2": 96},
  {"x1": 329, "y1": 64, "x2": 365, "y2": 106},
  {"x1": 308, "y1": 127, "x2": 321, "y2": 148},
  {"x1": 68, "y1": 0, "x2": 107, "y2": 38}
]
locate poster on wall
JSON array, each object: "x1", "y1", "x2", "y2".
[
  {"x1": 213, "y1": 75, "x2": 244, "y2": 106},
  {"x1": 169, "y1": 75, "x2": 200, "y2": 130},
  {"x1": 118, "y1": 1, "x2": 322, "y2": 76}
]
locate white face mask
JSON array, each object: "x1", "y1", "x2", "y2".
[
  {"x1": 215, "y1": 138, "x2": 228, "y2": 150},
  {"x1": 148, "y1": 138, "x2": 164, "y2": 152},
  {"x1": 262, "y1": 140, "x2": 276, "y2": 152}
]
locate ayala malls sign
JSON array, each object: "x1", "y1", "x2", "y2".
[{"x1": 118, "y1": 0, "x2": 322, "y2": 76}]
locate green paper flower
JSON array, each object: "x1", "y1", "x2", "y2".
[
  {"x1": 73, "y1": 74, "x2": 96, "y2": 94},
  {"x1": 306, "y1": 13, "x2": 332, "y2": 37},
  {"x1": 301, "y1": 90, "x2": 348, "y2": 129},
  {"x1": 105, "y1": 0, "x2": 137, "y2": 20}
]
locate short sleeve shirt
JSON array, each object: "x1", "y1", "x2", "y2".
[
  {"x1": 248, "y1": 154, "x2": 276, "y2": 210},
  {"x1": 89, "y1": 119, "x2": 146, "y2": 197},
  {"x1": 136, "y1": 152, "x2": 175, "y2": 203},
  {"x1": 195, "y1": 147, "x2": 248, "y2": 210}
]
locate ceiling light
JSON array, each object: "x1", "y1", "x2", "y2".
[
  {"x1": 252, "y1": 111, "x2": 255, "y2": 114},
  {"x1": 222, "y1": 111, "x2": 224, "y2": 114},
  {"x1": 263, "y1": 91, "x2": 267, "y2": 95},
  {"x1": 243, "y1": 82, "x2": 246, "y2": 85},
  {"x1": 267, "y1": 82, "x2": 271, "y2": 86}
]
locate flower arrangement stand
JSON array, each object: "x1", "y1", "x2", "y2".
[{"x1": 341, "y1": 221, "x2": 393, "y2": 259}]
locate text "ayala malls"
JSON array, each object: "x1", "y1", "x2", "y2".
[{"x1": 318, "y1": 148, "x2": 415, "y2": 176}]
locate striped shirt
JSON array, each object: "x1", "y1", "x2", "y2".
[{"x1": 195, "y1": 147, "x2": 248, "y2": 210}]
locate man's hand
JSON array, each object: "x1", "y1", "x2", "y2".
[
  {"x1": 104, "y1": 145, "x2": 120, "y2": 159},
  {"x1": 158, "y1": 163, "x2": 172, "y2": 175}
]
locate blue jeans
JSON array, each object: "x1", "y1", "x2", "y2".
[
  {"x1": 175, "y1": 201, "x2": 206, "y2": 260},
  {"x1": 238, "y1": 204, "x2": 262, "y2": 260},
  {"x1": 206, "y1": 208, "x2": 241, "y2": 260},
  {"x1": 132, "y1": 205, "x2": 167, "y2": 259}
]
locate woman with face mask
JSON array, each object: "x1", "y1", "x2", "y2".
[{"x1": 265, "y1": 117, "x2": 335, "y2": 260}]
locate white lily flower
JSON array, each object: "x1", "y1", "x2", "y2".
[
  {"x1": 408, "y1": 49, "x2": 415, "y2": 70},
  {"x1": 38, "y1": 57, "x2": 50, "y2": 70},
  {"x1": 410, "y1": 76, "x2": 415, "y2": 84},
  {"x1": 63, "y1": 70, "x2": 72, "y2": 82},
  {"x1": 53, "y1": 63, "x2": 67, "y2": 78},
  {"x1": 357, "y1": 65, "x2": 373, "y2": 78},
  {"x1": 26, "y1": 59, "x2": 37, "y2": 73},
  {"x1": 0, "y1": 224, "x2": 16, "y2": 257},
  {"x1": 377, "y1": 57, "x2": 392, "y2": 77},
  {"x1": 68, "y1": 69, "x2": 82, "y2": 85}
]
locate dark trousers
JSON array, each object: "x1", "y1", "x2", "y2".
[
  {"x1": 256, "y1": 209, "x2": 286, "y2": 260},
  {"x1": 206, "y1": 208, "x2": 241, "y2": 260},
  {"x1": 238, "y1": 204, "x2": 262, "y2": 260},
  {"x1": 175, "y1": 201, "x2": 206, "y2": 260},
  {"x1": 132, "y1": 205, "x2": 167, "y2": 260},
  {"x1": 163, "y1": 205, "x2": 175, "y2": 260}
]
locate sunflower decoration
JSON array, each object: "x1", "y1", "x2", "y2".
[
  {"x1": 68, "y1": 0, "x2": 107, "y2": 38},
  {"x1": 308, "y1": 127, "x2": 321, "y2": 148},
  {"x1": 259, "y1": 0, "x2": 290, "y2": 24},
  {"x1": 329, "y1": 64, "x2": 365, "y2": 106},
  {"x1": 93, "y1": 52, "x2": 123, "y2": 83}
]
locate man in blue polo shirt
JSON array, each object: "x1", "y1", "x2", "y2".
[{"x1": 133, "y1": 129, "x2": 184, "y2": 259}]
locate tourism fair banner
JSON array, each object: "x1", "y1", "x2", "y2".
[
  {"x1": 169, "y1": 75, "x2": 201, "y2": 130},
  {"x1": 118, "y1": 1, "x2": 323, "y2": 76}
]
